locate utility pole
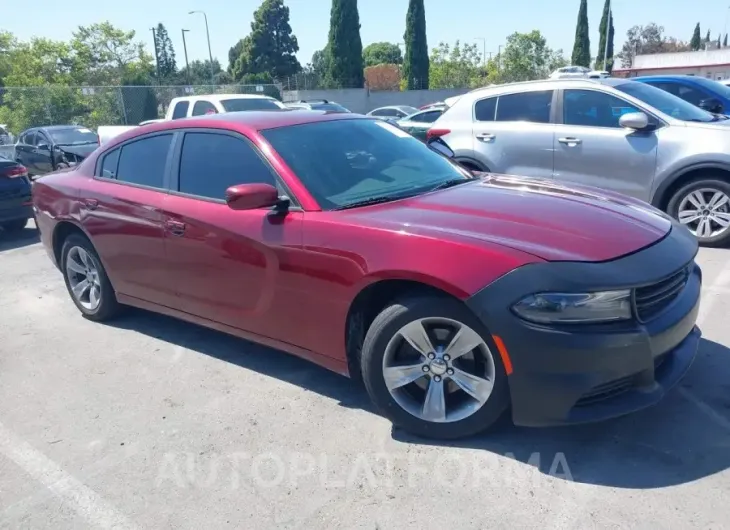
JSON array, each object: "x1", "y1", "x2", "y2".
[
  {"x1": 474, "y1": 38, "x2": 486, "y2": 66},
  {"x1": 602, "y1": 0, "x2": 611, "y2": 70},
  {"x1": 189, "y1": 11, "x2": 214, "y2": 85},
  {"x1": 150, "y1": 27, "x2": 161, "y2": 84},
  {"x1": 181, "y1": 29, "x2": 191, "y2": 85}
]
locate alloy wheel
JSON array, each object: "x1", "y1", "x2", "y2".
[
  {"x1": 65, "y1": 246, "x2": 102, "y2": 311},
  {"x1": 678, "y1": 188, "x2": 730, "y2": 239},
  {"x1": 382, "y1": 317, "x2": 496, "y2": 423}
]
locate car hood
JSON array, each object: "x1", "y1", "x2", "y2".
[
  {"x1": 682, "y1": 118, "x2": 730, "y2": 130},
  {"x1": 344, "y1": 175, "x2": 672, "y2": 262},
  {"x1": 59, "y1": 143, "x2": 98, "y2": 158}
]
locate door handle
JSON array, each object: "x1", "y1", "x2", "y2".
[
  {"x1": 83, "y1": 199, "x2": 98, "y2": 210},
  {"x1": 165, "y1": 219, "x2": 186, "y2": 236},
  {"x1": 475, "y1": 133, "x2": 496, "y2": 142},
  {"x1": 558, "y1": 137, "x2": 582, "y2": 146}
]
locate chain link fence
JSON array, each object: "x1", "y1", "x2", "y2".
[{"x1": 0, "y1": 84, "x2": 283, "y2": 135}]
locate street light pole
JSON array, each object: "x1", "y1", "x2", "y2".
[
  {"x1": 602, "y1": 0, "x2": 611, "y2": 70},
  {"x1": 181, "y1": 29, "x2": 191, "y2": 85},
  {"x1": 189, "y1": 10, "x2": 214, "y2": 85}
]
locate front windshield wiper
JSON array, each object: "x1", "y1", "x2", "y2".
[
  {"x1": 333, "y1": 195, "x2": 410, "y2": 211},
  {"x1": 427, "y1": 178, "x2": 472, "y2": 193}
]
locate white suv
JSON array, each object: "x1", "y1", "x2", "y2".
[{"x1": 165, "y1": 94, "x2": 286, "y2": 120}]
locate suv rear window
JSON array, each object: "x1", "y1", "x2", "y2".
[
  {"x1": 220, "y1": 98, "x2": 282, "y2": 112},
  {"x1": 496, "y1": 91, "x2": 553, "y2": 123}
]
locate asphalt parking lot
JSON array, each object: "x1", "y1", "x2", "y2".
[{"x1": 1, "y1": 222, "x2": 730, "y2": 529}]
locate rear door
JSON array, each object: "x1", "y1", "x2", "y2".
[
  {"x1": 80, "y1": 132, "x2": 177, "y2": 307},
  {"x1": 15, "y1": 132, "x2": 38, "y2": 174},
  {"x1": 471, "y1": 90, "x2": 555, "y2": 177},
  {"x1": 34, "y1": 131, "x2": 54, "y2": 174},
  {"x1": 161, "y1": 129, "x2": 304, "y2": 340},
  {"x1": 552, "y1": 88, "x2": 658, "y2": 200}
]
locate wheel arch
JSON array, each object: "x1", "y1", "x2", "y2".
[
  {"x1": 344, "y1": 276, "x2": 467, "y2": 380},
  {"x1": 454, "y1": 156, "x2": 489, "y2": 172},
  {"x1": 652, "y1": 163, "x2": 730, "y2": 211}
]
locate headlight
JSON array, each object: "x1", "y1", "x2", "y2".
[{"x1": 511, "y1": 290, "x2": 632, "y2": 324}]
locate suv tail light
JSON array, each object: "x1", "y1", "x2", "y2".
[
  {"x1": 426, "y1": 128, "x2": 451, "y2": 140},
  {"x1": 1, "y1": 165, "x2": 28, "y2": 178}
]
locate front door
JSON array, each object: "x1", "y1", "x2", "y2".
[
  {"x1": 553, "y1": 88, "x2": 658, "y2": 201},
  {"x1": 34, "y1": 131, "x2": 54, "y2": 174},
  {"x1": 79, "y1": 133, "x2": 176, "y2": 307},
  {"x1": 471, "y1": 90, "x2": 555, "y2": 177},
  {"x1": 161, "y1": 130, "x2": 304, "y2": 341}
]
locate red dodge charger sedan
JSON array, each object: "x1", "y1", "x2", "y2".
[{"x1": 32, "y1": 110, "x2": 702, "y2": 439}]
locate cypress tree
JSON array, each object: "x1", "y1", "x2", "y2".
[
  {"x1": 325, "y1": 0, "x2": 364, "y2": 88},
  {"x1": 571, "y1": 0, "x2": 591, "y2": 67},
  {"x1": 690, "y1": 23, "x2": 701, "y2": 50},
  {"x1": 718, "y1": 33, "x2": 722, "y2": 48},
  {"x1": 403, "y1": 0, "x2": 429, "y2": 89},
  {"x1": 595, "y1": 0, "x2": 615, "y2": 71},
  {"x1": 705, "y1": 29, "x2": 711, "y2": 43},
  {"x1": 724, "y1": 33, "x2": 728, "y2": 47}
]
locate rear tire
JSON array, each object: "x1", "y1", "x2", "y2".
[
  {"x1": 361, "y1": 295, "x2": 510, "y2": 440},
  {"x1": 1, "y1": 219, "x2": 28, "y2": 233},
  {"x1": 61, "y1": 234, "x2": 122, "y2": 321},
  {"x1": 667, "y1": 177, "x2": 730, "y2": 247}
]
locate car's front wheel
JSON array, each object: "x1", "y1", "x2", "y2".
[
  {"x1": 361, "y1": 295, "x2": 509, "y2": 439},
  {"x1": 668, "y1": 178, "x2": 730, "y2": 246},
  {"x1": 61, "y1": 234, "x2": 121, "y2": 321}
]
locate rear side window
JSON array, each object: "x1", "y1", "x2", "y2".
[
  {"x1": 474, "y1": 97, "x2": 497, "y2": 121},
  {"x1": 411, "y1": 110, "x2": 442, "y2": 123},
  {"x1": 496, "y1": 91, "x2": 553, "y2": 123},
  {"x1": 178, "y1": 132, "x2": 276, "y2": 200},
  {"x1": 100, "y1": 149, "x2": 120, "y2": 179},
  {"x1": 116, "y1": 134, "x2": 172, "y2": 188},
  {"x1": 171, "y1": 101, "x2": 190, "y2": 119},
  {"x1": 192, "y1": 100, "x2": 218, "y2": 116}
]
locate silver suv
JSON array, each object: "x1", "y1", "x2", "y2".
[{"x1": 431, "y1": 78, "x2": 730, "y2": 246}]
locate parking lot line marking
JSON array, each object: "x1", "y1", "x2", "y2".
[
  {"x1": 678, "y1": 388, "x2": 730, "y2": 433},
  {"x1": 0, "y1": 421, "x2": 137, "y2": 530}
]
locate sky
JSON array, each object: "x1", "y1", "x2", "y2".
[{"x1": 4, "y1": 0, "x2": 730, "y2": 71}]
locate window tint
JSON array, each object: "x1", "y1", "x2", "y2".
[
  {"x1": 474, "y1": 97, "x2": 497, "y2": 121},
  {"x1": 496, "y1": 91, "x2": 553, "y2": 123},
  {"x1": 411, "y1": 110, "x2": 442, "y2": 123},
  {"x1": 24, "y1": 132, "x2": 38, "y2": 145},
  {"x1": 178, "y1": 132, "x2": 275, "y2": 200},
  {"x1": 220, "y1": 98, "x2": 283, "y2": 112},
  {"x1": 192, "y1": 100, "x2": 217, "y2": 116},
  {"x1": 101, "y1": 149, "x2": 120, "y2": 179},
  {"x1": 116, "y1": 134, "x2": 172, "y2": 188},
  {"x1": 677, "y1": 85, "x2": 712, "y2": 106},
  {"x1": 563, "y1": 90, "x2": 640, "y2": 128},
  {"x1": 171, "y1": 101, "x2": 189, "y2": 119},
  {"x1": 36, "y1": 133, "x2": 51, "y2": 147}
]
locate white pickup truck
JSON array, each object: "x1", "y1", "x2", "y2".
[{"x1": 98, "y1": 93, "x2": 286, "y2": 145}]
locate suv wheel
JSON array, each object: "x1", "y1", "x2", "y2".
[
  {"x1": 360, "y1": 295, "x2": 509, "y2": 439},
  {"x1": 668, "y1": 178, "x2": 730, "y2": 247}
]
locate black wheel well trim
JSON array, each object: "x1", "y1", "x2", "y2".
[
  {"x1": 454, "y1": 156, "x2": 489, "y2": 172},
  {"x1": 343, "y1": 278, "x2": 464, "y2": 380},
  {"x1": 652, "y1": 163, "x2": 730, "y2": 210}
]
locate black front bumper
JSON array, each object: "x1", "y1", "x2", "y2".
[{"x1": 467, "y1": 223, "x2": 702, "y2": 427}]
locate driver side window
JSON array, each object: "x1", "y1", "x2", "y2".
[
  {"x1": 192, "y1": 100, "x2": 218, "y2": 116},
  {"x1": 563, "y1": 90, "x2": 640, "y2": 128}
]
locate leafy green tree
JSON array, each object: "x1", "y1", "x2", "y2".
[
  {"x1": 230, "y1": 0, "x2": 300, "y2": 82},
  {"x1": 154, "y1": 23, "x2": 176, "y2": 81},
  {"x1": 595, "y1": 0, "x2": 615, "y2": 72},
  {"x1": 429, "y1": 41, "x2": 483, "y2": 89},
  {"x1": 239, "y1": 72, "x2": 282, "y2": 100},
  {"x1": 363, "y1": 42, "x2": 402, "y2": 67},
  {"x1": 403, "y1": 0, "x2": 429, "y2": 89},
  {"x1": 187, "y1": 59, "x2": 225, "y2": 85},
  {"x1": 325, "y1": 0, "x2": 364, "y2": 88},
  {"x1": 618, "y1": 24, "x2": 691, "y2": 67},
  {"x1": 228, "y1": 39, "x2": 244, "y2": 72},
  {"x1": 497, "y1": 30, "x2": 567, "y2": 83},
  {"x1": 691, "y1": 23, "x2": 702, "y2": 50},
  {"x1": 571, "y1": 0, "x2": 591, "y2": 67}
]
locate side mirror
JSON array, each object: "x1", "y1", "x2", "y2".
[
  {"x1": 225, "y1": 183, "x2": 281, "y2": 211},
  {"x1": 618, "y1": 112, "x2": 650, "y2": 130},
  {"x1": 427, "y1": 137, "x2": 455, "y2": 158},
  {"x1": 699, "y1": 98, "x2": 723, "y2": 114}
]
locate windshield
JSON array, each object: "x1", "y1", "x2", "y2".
[
  {"x1": 220, "y1": 98, "x2": 284, "y2": 112},
  {"x1": 614, "y1": 81, "x2": 717, "y2": 122},
  {"x1": 49, "y1": 127, "x2": 98, "y2": 145},
  {"x1": 682, "y1": 76, "x2": 730, "y2": 100},
  {"x1": 262, "y1": 119, "x2": 470, "y2": 210},
  {"x1": 398, "y1": 106, "x2": 419, "y2": 115},
  {"x1": 310, "y1": 103, "x2": 350, "y2": 113}
]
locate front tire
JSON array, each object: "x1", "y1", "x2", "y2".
[
  {"x1": 61, "y1": 234, "x2": 121, "y2": 321},
  {"x1": 361, "y1": 295, "x2": 510, "y2": 439},
  {"x1": 667, "y1": 177, "x2": 730, "y2": 247},
  {"x1": 1, "y1": 218, "x2": 28, "y2": 233}
]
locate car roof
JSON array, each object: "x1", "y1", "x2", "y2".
[
  {"x1": 171, "y1": 94, "x2": 274, "y2": 103},
  {"x1": 632, "y1": 75, "x2": 697, "y2": 81}
]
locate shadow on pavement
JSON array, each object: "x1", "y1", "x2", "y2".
[
  {"x1": 0, "y1": 224, "x2": 39, "y2": 253},
  {"x1": 107, "y1": 309, "x2": 730, "y2": 489}
]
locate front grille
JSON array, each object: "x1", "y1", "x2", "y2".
[
  {"x1": 575, "y1": 375, "x2": 635, "y2": 407},
  {"x1": 634, "y1": 266, "x2": 690, "y2": 322}
]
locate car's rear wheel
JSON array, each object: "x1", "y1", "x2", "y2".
[
  {"x1": 1, "y1": 219, "x2": 28, "y2": 233},
  {"x1": 668, "y1": 178, "x2": 730, "y2": 247},
  {"x1": 361, "y1": 295, "x2": 509, "y2": 439},
  {"x1": 61, "y1": 234, "x2": 121, "y2": 321}
]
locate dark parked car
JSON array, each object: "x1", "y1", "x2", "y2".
[
  {"x1": 33, "y1": 111, "x2": 701, "y2": 439},
  {"x1": 0, "y1": 155, "x2": 32, "y2": 232},
  {"x1": 16, "y1": 125, "x2": 99, "y2": 177},
  {"x1": 633, "y1": 75, "x2": 730, "y2": 115},
  {"x1": 284, "y1": 99, "x2": 351, "y2": 113}
]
